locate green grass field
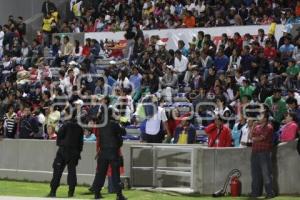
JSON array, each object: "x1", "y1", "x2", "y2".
[{"x1": 0, "y1": 180, "x2": 299, "y2": 200}]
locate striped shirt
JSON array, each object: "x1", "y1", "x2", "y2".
[{"x1": 3, "y1": 112, "x2": 16, "y2": 135}]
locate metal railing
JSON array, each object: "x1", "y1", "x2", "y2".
[{"x1": 130, "y1": 144, "x2": 197, "y2": 190}]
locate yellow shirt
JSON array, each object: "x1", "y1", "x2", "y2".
[
  {"x1": 42, "y1": 17, "x2": 54, "y2": 32},
  {"x1": 177, "y1": 131, "x2": 188, "y2": 144},
  {"x1": 72, "y1": 2, "x2": 81, "y2": 17}
]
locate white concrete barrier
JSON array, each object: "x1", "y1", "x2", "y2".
[{"x1": 0, "y1": 139, "x2": 299, "y2": 195}]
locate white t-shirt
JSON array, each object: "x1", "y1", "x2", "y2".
[
  {"x1": 240, "y1": 124, "x2": 252, "y2": 147},
  {"x1": 174, "y1": 55, "x2": 188, "y2": 73},
  {"x1": 235, "y1": 75, "x2": 246, "y2": 86},
  {"x1": 145, "y1": 107, "x2": 168, "y2": 135},
  {"x1": 0, "y1": 31, "x2": 4, "y2": 47}
]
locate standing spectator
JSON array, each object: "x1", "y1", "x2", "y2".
[
  {"x1": 250, "y1": 112, "x2": 275, "y2": 199},
  {"x1": 42, "y1": 14, "x2": 54, "y2": 47},
  {"x1": 42, "y1": 0, "x2": 57, "y2": 16},
  {"x1": 173, "y1": 117, "x2": 196, "y2": 144},
  {"x1": 3, "y1": 104, "x2": 17, "y2": 138},
  {"x1": 286, "y1": 97, "x2": 300, "y2": 125},
  {"x1": 231, "y1": 114, "x2": 247, "y2": 147},
  {"x1": 0, "y1": 26, "x2": 4, "y2": 58},
  {"x1": 140, "y1": 95, "x2": 171, "y2": 143},
  {"x1": 279, "y1": 112, "x2": 299, "y2": 142},
  {"x1": 19, "y1": 105, "x2": 39, "y2": 139},
  {"x1": 129, "y1": 66, "x2": 142, "y2": 103},
  {"x1": 204, "y1": 115, "x2": 232, "y2": 147}
]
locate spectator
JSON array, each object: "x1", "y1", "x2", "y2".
[
  {"x1": 286, "y1": 97, "x2": 300, "y2": 125},
  {"x1": 173, "y1": 117, "x2": 196, "y2": 144},
  {"x1": 19, "y1": 105, "x2": 39, "y2": 139},
  {"x1": 214, "y1": 48, "x2": 229, "y2": 72},
  {"x1": 94, "y1": 77, "x2": 111, "y2": 96},
  {"x1": 183, "y1": 11, "x2": 196, "y2": 28},
  {"x1": 204, "y1": 114, "x2": 232, "y2": 147},
  {"x1": 264, "y1": 89, "x2": 288, "y2": 131},
  {"x1": 279, "y1": 112, "x2": 299, "y2": 142},
  {"x1": 3, "y1": 104, "x2": 17, "y2": 138},
  {"x1": 250, "y1": 112, "x2": 275, "y2": 199},
  {"x1": 232, "y1": 114, "x2": 247, "y2": 147},
  {"x1": 42, "y1": 0, "x2": 57, "y2": 16},
  {"x1": 160, "y1": 65, "x2": 178, "y2": 102},
  {"x1": 174, "y1": 50, "x2": 188, "y2": 84}
]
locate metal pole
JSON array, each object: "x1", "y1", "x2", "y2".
[{"x1": 152, "y1": 145, "x2": 157, "y2": 188}]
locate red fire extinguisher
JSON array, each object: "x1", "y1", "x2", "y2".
[{"x1": 230, "y1": 176, "x2": 241, "y2": 197}]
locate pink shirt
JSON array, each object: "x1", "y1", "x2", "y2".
[{"x1": 280, "y1": 121, "x2": 298, "y2": 142}]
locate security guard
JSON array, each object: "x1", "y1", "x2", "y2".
[
  {"x1": 93, "y1": 108, "x2": 127, "y2": 200},
  {"x1": 48, "y1": 109, "x2": 84, "y2": 198}
]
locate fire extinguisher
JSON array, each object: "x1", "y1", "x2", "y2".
[
  {"x1": 212, "y1": 169, "x2": 241, "y2": 198},
  {"x1": 230, "y1": 176, "x2": 241, "y2": 197}
]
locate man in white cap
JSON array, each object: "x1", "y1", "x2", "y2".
[{"x1": 156, "y1": 40, "x2": 171, "y2": 61}]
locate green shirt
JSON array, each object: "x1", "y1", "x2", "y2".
[
  {"x1": 239, "y1": 85, "x2": 255, "y2": 99},
  {"x1": 264, "y1": 96, "x2": 287, "y2": 123},
  {"x1": 286, "y1": 65, "x2": 300, "y2": 76}
]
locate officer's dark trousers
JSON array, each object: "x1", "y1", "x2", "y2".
[
  {"x1": 93, "y1": 148, "x2": 122, "y2": 195},
  {"x1": 50, "y1": 147, "x2": 80, "y2": 191}
]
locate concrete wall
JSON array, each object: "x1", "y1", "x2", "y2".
[{"x1": 0, "y1": 139, "x2": 299, "y2": 195}]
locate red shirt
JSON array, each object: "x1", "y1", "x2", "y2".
[
  {"x1": 82, "y1": 45, "x2": 91, "y2": 57},
  {"x1": 264, "y1": 47, "x2": 277, "y2": 60},
  {"x1": 252, "y1": 123, "x2": 273, "y2": 153},
  {"x1": 205, "y1": 123, "x2": 232, "y2": 147}
]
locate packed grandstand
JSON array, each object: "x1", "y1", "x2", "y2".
[{"x1": 0, "y1": 0, "x2": 299, "y2": 147}]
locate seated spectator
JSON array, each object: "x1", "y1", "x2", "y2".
[
  {"x1": 279, "y1": 112, "x2": 299, "y2": 142},
  {"x1": 173, "y1": 117, "x2": 196, "y2": 144},
  {"x1": 279, "y1": 36, "x2": 295, "y2": 61},
  {"x1": 160, "y1": 65, "x2": 178, "y2": 102},
  {"x1": 183, "y1": 11, "x2": 196, "y2": 28},
  {"x1": 214, "y1": 49, "x2": 229, "y2": 72},
  {"x1": 94, "y1": 77, "x2": 111, "y2": 96},
  {"x1": 84, "y1": 127, "x2": 96, "y2": 142}
]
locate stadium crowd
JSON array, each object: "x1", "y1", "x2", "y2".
[
  {"x1": 42, "y1": 0, "x2": 300, "y2": 34},
  {"x1": 0, "y1": 0, "x2": 299, "y2": 148}
]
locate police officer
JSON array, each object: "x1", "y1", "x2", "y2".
[
  {"x1": 48, "y1": 108, "x2": 84, "y2": 198},
  {"x1": 93, "y1": 108, "x2": 127, "y2": 200}
]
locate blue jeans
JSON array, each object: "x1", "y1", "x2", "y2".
[{"x1": 251, "y1": 151, "x2": 274, "y2": 197}]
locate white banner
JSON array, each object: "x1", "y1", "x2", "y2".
[{"x1": 85, "y1": 24, "x2": 284, "y2": 50}]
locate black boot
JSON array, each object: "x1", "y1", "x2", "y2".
[
  {"x1": 95, "y1": 192, "x2": 103, "y2": 199},
  {"x1": 47, "y1": 189, "x2": 56, "y2": 198},
  {"x1": 116, "y1": 194, "x2": 127, "y2": 200},
  {"x1": 68, "y1": 188, "x2": 75, "y2": 197}
]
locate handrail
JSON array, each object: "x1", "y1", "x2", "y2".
[{"x1": 130, "y1": 144, "x2": 196, "y2": 190}]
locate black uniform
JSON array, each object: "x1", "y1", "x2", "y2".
[
  {"x1": 49, "y1": 119, "x2": 84, "y2": 197},
  {"x1": 93, "y1": 119, "x2": 127, "y2": 200}
]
